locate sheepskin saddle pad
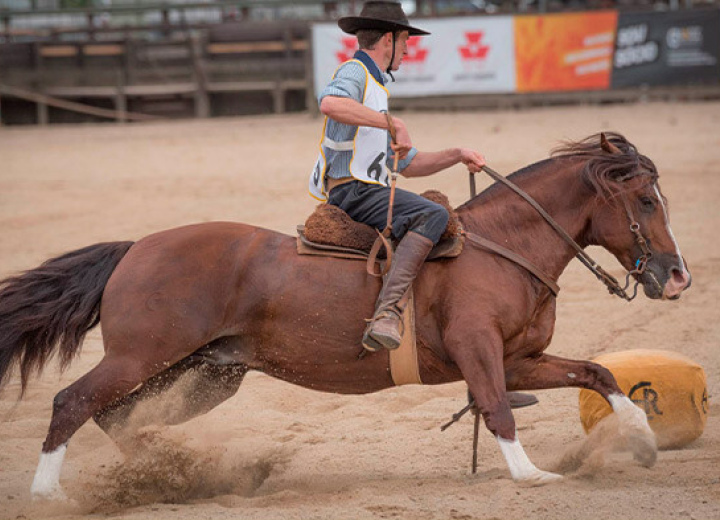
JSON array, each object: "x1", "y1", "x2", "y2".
[{"x1": 297, "y1": 190, "x2": 464, "y2": 261}]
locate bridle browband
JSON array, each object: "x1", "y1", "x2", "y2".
[{"x1": 464, "y1": 166, "x2": 653, "y2": 301}]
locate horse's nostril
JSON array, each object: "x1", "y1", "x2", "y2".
[{"x1": 671, "y1": 267, "x2": 689, "y2": 288}]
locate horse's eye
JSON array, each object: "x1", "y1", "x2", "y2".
[{"x1": 639, "y1": 196, "x2": 655, "y2": 212}]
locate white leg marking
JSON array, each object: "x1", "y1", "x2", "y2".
[
  {"x1": 609, "y1": 393, "x2": 657, "y2": 467},
  {"x1": 497, "y1": 434, "x2": 562, "y2": 486},
  {"x1": 31, "y1": 444, "x2": 68, "y2": 501},
  {"x1": 609, "y1": 394, "x2": 648, "y2": 432}
]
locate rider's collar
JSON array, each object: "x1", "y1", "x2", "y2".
[{"x1": 353, "y1": 50, "x2": 386, "y2": 86}]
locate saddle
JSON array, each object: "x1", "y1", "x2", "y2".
[
  {"x1": 296, "y1": 190, "x2": 463, "y2": 387},
  {"x1": 296, "y1": 190, "x2": 464, "y2": 262}
]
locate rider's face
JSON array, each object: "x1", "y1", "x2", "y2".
[{"x1": 386, "y1": 31, "x2": 410, "y2": 71}]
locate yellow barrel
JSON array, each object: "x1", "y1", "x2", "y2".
[{"x1": 579, "y1": 349, "x2": 709, "y2": 449}]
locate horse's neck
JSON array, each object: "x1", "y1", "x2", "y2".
[{"x1": 458, "y1": 158, "x2": 593, "y2": 282}]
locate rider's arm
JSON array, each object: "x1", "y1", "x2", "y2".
[
  {"x1": 400, "y1": 148, "x2": 486, "y2": 178},
  {"x1": 320, "y1": 96, "x2": 390, "y2": 129},
  {"x1": 320, "y1": 96, "x2": 412, "y2": 158}
]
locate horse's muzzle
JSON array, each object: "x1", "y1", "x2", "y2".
[
  {"x1": 663, "y1": 266, "x2": 691, "y2": 300},
  {"x1": 639, "y1": 256, "x2": 691, "y2": 300}
]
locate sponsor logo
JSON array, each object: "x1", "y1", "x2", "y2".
[
  {"x1": 336, "y1": 36, "x2": 428, "y2": 66},
  {"x1": 336, "y1": 37, "x2": 358, "y2": 63},
  {"x1": 459, "y1": 31, "x2": 490, "y2": 61},
  {"x1": 614, "y1": 23, "x2": 659, "y2": 69},
  {"x1": 629, "y1": 381, "x2": 663, "y2": 420},
  {"x1": 666, "y1": 26, "x2": 703, "y2": 49},
  {"x1": 453, "y1": 31, "x2": 496, "y2": 81}
]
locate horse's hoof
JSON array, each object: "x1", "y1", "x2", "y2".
[
  {"x1": 516, "y1": 470, "x2": 563, "y2": 487},
  {"x1": 614, "y1": 398, "x2": 658, "y2": 467}
]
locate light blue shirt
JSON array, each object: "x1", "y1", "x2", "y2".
[{"x1": 318, "y1": 51, "x2": 418, "y2": 180}]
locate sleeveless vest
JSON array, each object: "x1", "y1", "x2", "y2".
[{"x1": 309, "y1": 59, "x2": 390, "y2": 201}]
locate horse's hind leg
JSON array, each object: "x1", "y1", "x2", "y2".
[
  {"x1": 504, "y1": 353, "x2": 657, "y2": 467},
  {"x1": 93, "y1": 360, "x2": 247, "y2": 441},
  {"x1": 31, "y1": 355, "x2": 160, "y2": 500}
]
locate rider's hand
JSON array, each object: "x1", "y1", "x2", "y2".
[
  {"x1": 390, "y1": 117, "x2": 413, "y2": 160},
  {"x1": 459, "y1": 148, "x2": 486, "y2": 173}
]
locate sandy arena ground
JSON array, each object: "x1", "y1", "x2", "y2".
[{"x1": 1, "y1": 102, "x2": 719, "y2": 520}]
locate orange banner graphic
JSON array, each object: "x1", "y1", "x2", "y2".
[{"x1": 515, "y1": 11, "x2": 618, "y2": 92}]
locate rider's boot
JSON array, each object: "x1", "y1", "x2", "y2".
[{"x1": 363, "y1": 231, "x2": 434, "y2": 352}]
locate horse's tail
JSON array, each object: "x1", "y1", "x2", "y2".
[{"x1": 0, "y1": 241, "x2": 134, "y2": 396}]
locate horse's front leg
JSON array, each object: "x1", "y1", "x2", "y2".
[
  {"x1": 504, "y1": 353, "x2": 656, "y2": 467},
  {"x1": 444, "y1": 324, "x2": 562, "y2": 486}
]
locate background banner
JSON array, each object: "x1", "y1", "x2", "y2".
[
  {"x1": 312, "y1": 16, "x2": 516, "y2": 99},
  {"x1": 514, "y1": 11, "x2": 618, "y2": 92},
  {"x1": 611, "y1": 9, "x2": 720, "y2": 88}
]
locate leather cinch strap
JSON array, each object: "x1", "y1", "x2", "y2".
[{"x1": 389, "y1": 289, "x2": 422, "y2": 385}]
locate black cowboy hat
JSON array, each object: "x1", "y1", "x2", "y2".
[{"x1": 338, "y1": 1, "x2": 430, "y2": 36}]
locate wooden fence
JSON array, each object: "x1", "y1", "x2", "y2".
[{"x1": 0, "y1": 19, "x2": 314, "y2": 124}]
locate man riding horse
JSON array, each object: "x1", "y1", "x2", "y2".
[{"x1": 310, "y1": 1, "x2": 486, "y2": 352}]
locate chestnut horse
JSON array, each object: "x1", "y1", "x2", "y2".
[{"x1": 0, "y1": 133, "x2": 690, "y2": 500}]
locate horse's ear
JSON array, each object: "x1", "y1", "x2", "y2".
[{"x1": 600, "y1": 133, "x2": 622, "y2": 155}]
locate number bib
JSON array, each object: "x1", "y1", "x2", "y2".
[{"x1": 309, "y1": 60, "x2": 390, "y2": 201}]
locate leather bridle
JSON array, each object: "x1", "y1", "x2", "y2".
[{"x1": 465, "y1": 166, "x2": 654, "y2": 301}]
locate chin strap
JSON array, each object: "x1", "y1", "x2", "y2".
[{"x1": 386, "y1": 32, "x2": 396, "y2": 82}]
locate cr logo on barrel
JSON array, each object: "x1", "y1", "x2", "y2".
[{"x1": 629, "y1": 381, "x2": 664, "y2": 420}]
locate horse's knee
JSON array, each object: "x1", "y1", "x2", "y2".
[
  {"x1": 481, "y1": 401, "x2": 516, "y2": 440},
  {"x1": 586, "y1": 362, "x2": 621, "y2": 397}
]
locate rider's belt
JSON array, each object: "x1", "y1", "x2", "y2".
[
  {"x1": 323, "y1": 136, "x2": 355, "y2": 152},
  {"x1": 327, "y1": 176, "x2": 355, "y2": 193}
]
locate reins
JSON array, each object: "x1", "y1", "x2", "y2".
[
  {"x1": 467, "y1": 166, "x2": 651, "y2": 301},
  {"x1": 366, "y1": 113, "x2": 401, "y2": 278}
]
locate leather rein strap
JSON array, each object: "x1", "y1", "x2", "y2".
[
  {"x1": 470, "y1": 166, "x2": 648, "y2": 301},
  {"x1": 461, "y1": 231, "x2": 560, "y2": 297},
  {"x1": 366, "y1": 113, "x2": 401, "y2": 278}
]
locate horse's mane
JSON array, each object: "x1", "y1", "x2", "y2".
[
  {"x1": 551, "y1": 132, "x2": 659, "y2": 200},
  {"x1": 459, "y1": 132, "x2": 660, "y2": 212}
]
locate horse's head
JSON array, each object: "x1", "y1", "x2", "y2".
[{"x1": 558, "y1": 133, "x2": 691, "y2": 300}]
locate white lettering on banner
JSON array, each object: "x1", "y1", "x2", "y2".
[
  {"x1": 617, "y1": 24, "x2": 648, "y2": 47},
  {"x1": 615, "y1": 42, "x2": 659, "y2": 68},
  {"x1": 554, "y1": 29, "x2": 614, "y2": 80},
  {"x1": 614, "y1": 24, "x2": 659, "y2": 69},
  {"x1": 668, "y1": 51, "x2": 717, "y2": 67},
  {"x1": 312, "y1": 16, "x2": 516, "y2": 98},
  {"x1": 576, "y1": 59, "x2": 611, "y2": 75},
  {"x1": 584, "y1": 32, "x2": 615, "y2": 46},
  {"x1": 564, "y1": 46, "x2": 612, "y2": 65}
]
